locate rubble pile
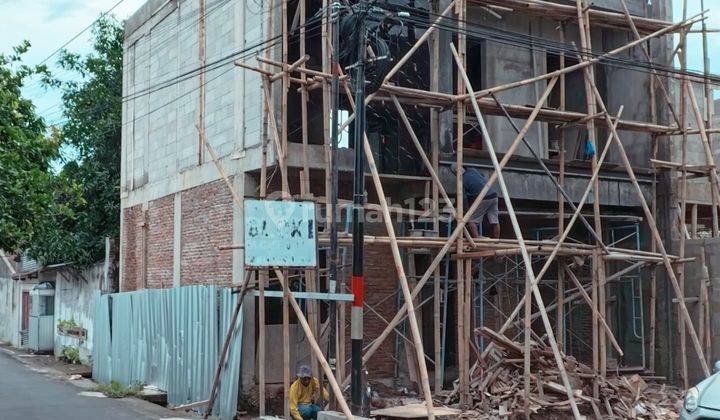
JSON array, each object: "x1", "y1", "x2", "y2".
[{"x1": 439, "y1": 327, "x2": 683, "y2": 419}]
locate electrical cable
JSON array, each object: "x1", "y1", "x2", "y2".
[{"x1": 386, "y1": 2, "x2": 720, "y2": 85}]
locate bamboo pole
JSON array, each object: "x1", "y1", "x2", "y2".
[
  {"x1": 455, "y1": 1, "x2": 467, "y2": 404},
  {"x1": 258, "y1": 0, "x2": 274, "y2": 413},
  {"x1": 297, "y1": 0, "x2": 319, "y2": 380},
  {"x1": 469, "y1": 0, "x2": 676, "y2": 34},
  {"x1": 556, "y1": 21, "x2": 567, "y2": 351},
  {"x1": 648, "y1": 41, "x2": 659, "y2": 372},
  {"x1": 523, "y1": 268, "x2": 532, "y2": 418},
  {"x1": 450, "y1": 43, "x2": 582, "y2": 419},
  {"x1": 678, "y1": 31, "x2": 690, "y2": 387},
  {"x1": 429, "y1": 1, "x2": 443, "y2": 392},
  {"x1": 281, "y1": 3, "x2": 290, "y2": 416},
  {"x1": 361, "y1": 111, "x2": 436, "y2": 420},
  {"x1": 700, "y1": 251, "x2": 711, "y2": 365},
  {"x1": 578, "y1": 0, "x2": 606, "y2": 390}
]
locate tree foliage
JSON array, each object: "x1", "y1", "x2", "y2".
[
  {"x1": 29, "y1": 18, "x2": 123, "y2": 265},
  {"x1": 0, "y1": 42, "x2": 61, "y2": 255}
]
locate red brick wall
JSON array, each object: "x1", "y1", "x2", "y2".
[
  {"x1": 121, "y1": 205, "x2": 142, "y2": 292},
  {"x1": 146, "y1": 195, "x2": 174, "y2": 289},
  {"x1": 180, "y1": 179, "x2": 233, "y2": 287},
  {"x1": 339, "y1": 222, "x2": 398, "y2": 379},
  {"x1": 362, "y1": 241, "x2": 399, "y2": 378}
]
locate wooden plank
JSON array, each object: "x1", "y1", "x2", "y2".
[{"x1": 371, "y1": 403, "x2": 460, "y2": 418}]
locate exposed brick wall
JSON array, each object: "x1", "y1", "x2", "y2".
[
  {"x1": 338, "y1": 222, "x2": 398, "y2": 379},
  {"x1": 362, "y1": 241, "x2": 399, "y2": 378},
  {"x1": 121, "y1": 205, "x2": 142, "y2": 292},
  {"x1": 180, "y1": 179, "x2": 233, "y2": 287},
  {"x1": 146, "y1": 195, "x2": 174, "y2": 289}
]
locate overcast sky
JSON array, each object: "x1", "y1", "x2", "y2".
[{"x1": 0, "y1": 0, "x2": 718, "y2": 126}]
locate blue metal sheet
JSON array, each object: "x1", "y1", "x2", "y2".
[{"x1": 92, "y1": 286, "x2": 242, "y2": 419}]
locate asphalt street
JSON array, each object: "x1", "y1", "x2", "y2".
[{"x1": 0, "y1": 349, "x2": 186, "y2": 420}]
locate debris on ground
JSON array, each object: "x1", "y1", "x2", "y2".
[{"x1": 437, "y1": 327, "x2": 683, "y2": 418}]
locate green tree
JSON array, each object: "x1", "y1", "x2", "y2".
[
  {"x1": 0, "y1": 42, "x2": 60, "y2": 255},
  {"x1": 29, "y1": 18, "x2": 122, "y2": 265}
]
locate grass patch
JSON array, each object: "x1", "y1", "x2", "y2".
[{"x1": 96, "y1": 380, "x2": 144, "y2": 398}]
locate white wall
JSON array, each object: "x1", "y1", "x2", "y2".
[
  {"x1": 0, "y1": 278, "x2": 19, "y2": 345},
  {"x1": 0, "y1": 278, "x2": 39, "y2": 347},
  {"x1": 53, "y1": 264, "x2": 104, "y2": 365}
]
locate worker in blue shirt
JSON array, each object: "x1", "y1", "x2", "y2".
[{"x1": 451, "y1": 164, "x2": 500, "y2": 239}]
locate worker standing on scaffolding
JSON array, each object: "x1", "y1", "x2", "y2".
[{"x1": 451, "y1": 163, "x2": 500, "y2": 239}]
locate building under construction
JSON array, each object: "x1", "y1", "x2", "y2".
[{"x1": 118, "y1": 0, "x2": 720, "y2": 417}]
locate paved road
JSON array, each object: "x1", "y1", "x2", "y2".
[{"x1": 0, "y1": 349, "x2": 186, "y2": 420}]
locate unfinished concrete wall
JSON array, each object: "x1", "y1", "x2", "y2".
[
  {"x1": 53, "y1": 264, "x2": 104, "y2": 364},
  {"x1": 672, "y1": 239, "x2": 720, "y2": 385},
  {"x1": 121, "y1": 0, "x2": 264, "y2": 195},
  {"x1": 467, "y1": 4, "x2": 657, "y2": 168}
]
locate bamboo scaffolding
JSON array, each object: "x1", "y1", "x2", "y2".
[
  {"x1": 470, "y1": 0, "x2": 674, "y2": 33},
  {"x1": 221, "y1": 0, "x2": 720, "y2": 416},
  {"x1": 581, "y1": 64, "x2": 711, "y2": 377},
  {"x1": 574, "y1": 0, "x2": 603, "y2": 394},
  {"x1": 450, "y1": 43, "x2": 582, "y2": 418},
  {"x1": 480, "y1": 108, "x2": 624, "y2": 360}
]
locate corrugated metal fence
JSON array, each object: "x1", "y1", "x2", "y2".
[{"x1": 92, "y1": 285, "x2": 243, "y2": 419}]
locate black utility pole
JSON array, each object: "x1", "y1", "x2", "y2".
[
  {"x1": 327, "y1": 1, "x2": 341, "y2": 409},
  {"x1": 350, "y1": 1, "x2": 368, "y2": 414}
]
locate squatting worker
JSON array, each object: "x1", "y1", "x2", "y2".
[
  {"x1": 451, "y1": 163, "x2": 500, "y2": 239},
  {"x1": 289, "y1": 365, "x2": 329, "y2": 420}
]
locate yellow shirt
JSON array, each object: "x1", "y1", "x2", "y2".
[{"x1": 289, "y1": 377, "x2": 329, "y2": 420}]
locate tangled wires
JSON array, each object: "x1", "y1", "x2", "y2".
[{"x1": 338, "y1": 2, "x2": 394, "y2": 93}]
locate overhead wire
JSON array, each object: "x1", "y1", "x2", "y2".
[
  {"x1": 387, "y1": 2, "x2": 720, "y2": 86},
  {"x1": 48, "y1": 9, "x2": 326, "y2": 138}
]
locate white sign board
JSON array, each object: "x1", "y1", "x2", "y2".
[{"x1": 244, "y1": 199, "x2": 317, "y2": 267}]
